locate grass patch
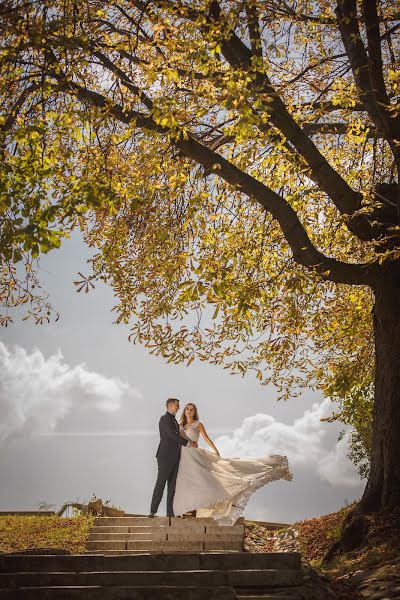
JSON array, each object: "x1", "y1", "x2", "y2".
[{"x1": 0, "y1": 515, "x2": 94, "y2": 554}]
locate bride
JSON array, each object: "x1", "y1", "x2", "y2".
[{"x1": 173, "y1": 403, "x2": 292, "y2": 525}]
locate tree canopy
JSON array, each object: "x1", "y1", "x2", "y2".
[{"x1": 1, "y1": 1, "x2": 399, "y2": 467}]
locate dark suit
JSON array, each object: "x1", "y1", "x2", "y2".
[{"x1": 150, "y1": 411, "x2": 189, "y2": 516}]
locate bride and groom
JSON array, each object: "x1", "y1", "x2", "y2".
[{"x1": 149, "y1": 398, "x2": 292, "y2": 525}]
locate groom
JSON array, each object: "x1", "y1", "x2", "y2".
[{"x1": 149, "y1": 398, "x2": 198, "y2": 517}]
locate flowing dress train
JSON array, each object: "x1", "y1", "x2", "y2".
[{"x1": 173, "y1": 421, "x2": 292, "y2": 525}]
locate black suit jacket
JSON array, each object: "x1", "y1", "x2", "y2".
[{"x1": 156, "y1": 411, "x2": 189, "y2": 461}]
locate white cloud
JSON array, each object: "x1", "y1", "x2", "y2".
[
  {"x1": 215, "y1": 399, "x2": 361, "y2": 488},
  {"x1": 318, "y1": 431, "x2": 359, "y2": 487},
  {"x1": 0, "y1": 342, "x2": 140, "y2": 443}
]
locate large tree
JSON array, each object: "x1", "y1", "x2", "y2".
[{"x1": 1, "y1": 0, "x2": 399, "y2": 513}]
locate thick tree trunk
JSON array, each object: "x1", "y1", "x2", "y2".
[{"x1": 360, "y1": 275, "x2": 400, "y2": 512}]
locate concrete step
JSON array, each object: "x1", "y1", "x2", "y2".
[
  {"x1": 84, "y1": 549, "x2": 241, "y2": 556},
  {"x1": 92, "y1": 516, "x2": 213, "y2": 525},
  {"x1": 88, "y1": 532, "x2": 169, "y2": 541},
  {"x1": 85, "y1": 541, "x2": 209, "y2": 552},
  {"x1": 0, "y1": 570, "x2": 226, "y2": 587},
  {"x1": 236, "y1": 597, "x2": 301, "y2": 600},
  {"x1": 86, "y1": 539, "x2": 243, "y2": 552},
  {"x1": 92, "y1": 517, "x2": 242, "y2": 528},
  {"x1": 94, "y1": 517, "x2": 171, "y2": 527},
  {"x1": 84, "y1": 548, "x2": 244, "y2": 556},
  {"x1": 169, "y1": 533, "x2": 243, "y2": 541},
  {"x1": 82, "y1": 551, "x2": 246, "y2": 556},
  {"x1": 170, "y1": 525, "x2": 244, "y2": 535},
  {"x1": 0, "y1": 553, "x2": 302, "y2": 573},
  {"x1": 204, "y1": 525, "x2": 244, "y2": 534},
  {"x1": 91, "y1": 527, "x2": 131, "y2": 534},
  {"x1": 87, "y1": 532, "x2": 243, "y2": 542},
  {"x1": 85, "y1": 541, "x2": 243, "y2": 552},
  {"x1": 0, "y1": 586, "x2": 236, "y2": 599},
  {"x1": 89, "y1": 526, "x2": 204, "y2": 535},
  {"x1": 0, "y1": 569, "x2": 303, "y2": 588},
  {"x1": 229, "y1": 570, "x2": 303, "y2": 587},
  {"x1": 203, "y1": 541, "x2": 243, "y2": 551},
  {"x1": 89, "y1": 525, "x2": 244, "y2": 536}
]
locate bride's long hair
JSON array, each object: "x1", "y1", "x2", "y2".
[{"x1": 179, "y1": 403, "x2": 199, "y2": 427}]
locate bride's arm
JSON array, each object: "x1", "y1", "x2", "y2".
[
  {"x1": 179, "y1": 425, "x2": 197, "y2": 447},
  {"x1": 197, "y1": 423, "x2": 220, "y2": 456},
  {"x1": 179, "y1": 428, "x2": 190, "y2": 441}
]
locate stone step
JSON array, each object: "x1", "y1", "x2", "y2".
[
  {"x1": 0, "y1": 569, "x2": 303, "y2": 588},
  {"x1": 85, "y1": 541, "x2": 205, "y2": 552},
  {"x1": 87, "y1": 533, "x2": 243, "y2": 542},
  {"x1": 175, "y1": 525, "x2": 244, "y2": 534},
  {"x1": 89, "y1": 524, "x2": 244, "y2": 535},
  {"x1": 90, "y1": 526, "x2": 207, "y2": 535},
  {"x1": 0, "y1": 586, "x2": 236, "y2": 599},
  {"x1": 93, "y1": 517, "x2": 214, "y2": 526},
  {"x1": 117, "y1": 516, "x2": 245, "y2": 524},
  {"x1": 236, "y1": 596, "x2": 301, "y2": 600},
  {"x1": 83, "y1": 550, "x2": 243, "y2": 555},
  {"x1": 230, "y1": 570, "x2": 303, "y2": 587},
  {"x1": 171, "y1": 521, "x2": 244, "y2": 530},
  {"x1": 88, "y1": 532, "x2": 169, "y2": 541},
  {"x1": 94, "y1": 517, "x2": 171, "y2": 527},
  {"x1": 92, "y1": 517, "x2": 243, "y2": 524},
  {"x1": 171, "y1": 533, "x2": 243, "y2": 542},
  {"x1": 85, "y1": 540, "x2": 243, "y2": 552},
  {"x1": 91, "y1": 527, "x2": 130, "y2": 534},
  {"x1": 0, "y1": 571, "x2": 226, "y2": 587},
  {"x1": 203, "y1": 542, "x2": 243, "y2": 551},
  {"x1": 204, "y1": 525, "x2": 244, "y2": 534},
  {"x1": 0, "y1": 553, "x2": 302, "y2": 573}
]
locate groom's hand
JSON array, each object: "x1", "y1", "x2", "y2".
[{"x1": 189, "y1": 441, "x2": 198, "y2": 448}]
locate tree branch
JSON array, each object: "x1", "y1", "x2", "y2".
[
  {"x1": 302, "y1": 122, "x2": 378, "y2": 138},
  {"x1": 284, "y1": 53, "x2": 347, "y2": 86},
  {"x1": 1, "y1": 82, "x2": 38, "y2": 133},
  {"x1": 89, "y1": 5, "x2": 382, "y2": 244},
  {"x1": 362, "y1": 0, "x2": 390, "y2": 108},
  {"x1": 245, "y1": 0, "x2": 263, "y2": 59},
  {"x1": 298, "y1": 101, "x2": 366, "y2": 112},
  {"x1": 252, "y1": 1, "x2": 399, "y2": 24},
  {"x1": 208, "y1": 121, "x2": 380, "y2": 153},
  {"x1": 50, "y1": 72, "x2": 157, "y2": 133},
  {"x1": 362, "y1": 0, "x2": 400, "y2": 148},
  {"x1": 381, "y1": 21, "x2": 400, "y2": 39},
  {"x1": 335, "y1": 0, "x2": 400, "y2": 152},
  {"x1": 48, "y1": 69, "x2": 377, "y2": 287},
  {"x1": 288, "y1": 22, "x2": 400, "y2": 90},
  {"x1": 201, "y1": 1, "x2": 376, "y2": 243},
  {"x1": 91, "y1": 48, "x2": 153, "y2": 111},
  {"x1": 176, "y1": 136, "x2": 377, "y2": 286}
]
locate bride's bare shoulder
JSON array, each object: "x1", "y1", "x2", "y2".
[{"x1": 196, "y1": 421, "x2": 205, "y2": 431}]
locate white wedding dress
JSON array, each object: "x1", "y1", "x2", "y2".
[{"x1": 173, "y1": 421, "x2": 292, "y2": 525}]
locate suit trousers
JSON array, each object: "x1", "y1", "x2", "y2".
[{"x1": 150, "y1": 456, "x2": 180, "y2": 516}]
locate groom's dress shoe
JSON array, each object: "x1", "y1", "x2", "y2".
[{"x1": 148, "y1": 514, "x2": 155, "y2": 518}]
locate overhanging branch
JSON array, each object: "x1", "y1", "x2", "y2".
[
  {"x1": 48, "y1": 72, "x2": 378, "y2": 287},
  {"x1": 201, "y1": 1, "x2": 376, "y2": 243},
  {"x1": 336, "y1": 0, "x2": 400, "y2": 152}
]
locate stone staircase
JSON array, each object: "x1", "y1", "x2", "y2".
[
  {"x1": 85, "y1": 516, "x2": 244, "y2": 554},
  {"x1": 0, "y1": 550, "x2": 305, "y2": 599},
  {"x1": 0, "y1": 516, "x2": 333, "y2": 598}
]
